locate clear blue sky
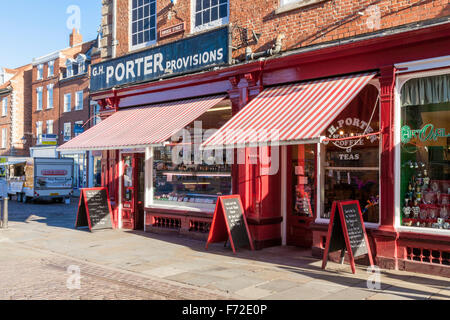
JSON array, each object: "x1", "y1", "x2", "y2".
[{"x1": 0, "y1": 0, "x2": 102, "y2": 69}]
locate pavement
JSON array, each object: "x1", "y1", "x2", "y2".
[{"x1": 0, "y1": 198, "x2": 449, "y2": 300}]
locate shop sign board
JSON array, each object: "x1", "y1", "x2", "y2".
[
  {"x1": 90, "y1": 26, "x2": 231, "y2": 92},
  {"x1": 401, "y1": 123, "x2": 450, "y2": 143},
  {"x1": 41, "y1": 134, "x2": 58, "y2": 146},
  {"x1": 322, "y1": 200, "x2": 374, "y2": 274},
  {"x1": 206, "y1": 195, "x2": 254, "y2": 253},
  {"x1": 75, "y1": 187, "x2": 113, "y2": 232}
]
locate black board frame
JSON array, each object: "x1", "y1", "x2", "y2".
[
  {"x1": 75, "y1": 187, "x2": 114, "y2": 232},
  {"x1": 206, "y1": 195, "x2": 255, "y2": 253},
  {"x1": 322, "y1": 200, "x2": 374, "y2": 274}
]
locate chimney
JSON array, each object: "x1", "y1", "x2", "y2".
[{"x1": 69, "y1": 28, "x2": 83, "y2": 47}]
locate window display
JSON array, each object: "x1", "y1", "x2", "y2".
[
  {"x1": 400, "y1": 74, "x2": 450, "y2": 230},
  {"x1": 153, "y1": 146, "x2": 232, "y2": 210},
  {"x1": 152, "y1": 101, "x2": 233, "y2": 211},
  {"x1": 321, "y1": 85, "x2": 380, "y2": 223}
]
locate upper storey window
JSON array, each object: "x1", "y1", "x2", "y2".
[
  {"x1": 130, "y1": 0, "x2": 157, "y2": 51},
  {"x1": 193, "y1": 0, "x2": 229, "y2": 33}
]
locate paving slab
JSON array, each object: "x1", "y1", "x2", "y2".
[
  {"x1": 257, "y1": 279, "x2": 299, "y2": 292},
  {"x1": 235, "y1": 286, "x2": 273, "y2": 299},
  {"x1": 262, "y1": 284, "x2": 330, "y2": 300},
  {"x1": 209, "y1": 276, "x2": 267, "y2": 293}
]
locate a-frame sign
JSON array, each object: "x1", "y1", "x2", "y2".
[
  {"x1": 322, "y1": 200, "x2": 374, "y2": 274},
  {"x1": 75, "y1": 187, "x2": 113, "y2": 232},
  {"x1": 206, "y1": 195, "x2": 255, "y2": 253}
]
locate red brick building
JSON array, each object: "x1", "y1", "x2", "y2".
[
  {"x1": 60, "y1": 0, "x2": 450, "y2": 276},
  {"x1": 0, "y1": 65, "x2": 33, "y2": 158},
  {"x1": 31, "y1": 30, "x2": 98, "y2": 189}
]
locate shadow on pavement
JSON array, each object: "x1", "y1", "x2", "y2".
[{"x1": 125, "y1": 229, "x2": 450, "y2": 300}]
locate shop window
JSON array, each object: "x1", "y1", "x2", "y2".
[
  {"x1": 130, "y1": 0, "x2": 157, "y2": 51},
  {"x1": 291, "y1": 144, "x2": 317, "y2": 217},
  {"x1": 321, "y1": 85, "x2": 380, "y2": 223},
  {"x1": 400, "y1": 74, "x2": 450, "y2": 230},
  {"x1": 152, "y1": 102, "x2": 233, "y2": 211},
  {"x1": 193, "y1": 0, "x2": 228, "y2": 32}
]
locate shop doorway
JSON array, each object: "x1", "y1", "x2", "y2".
[
  {"x1": 121, "y1": 153, "x2": 145, "y2": 230},
  {"x1": 286, "y1": 144, "x2": 317, "y2": 248}
]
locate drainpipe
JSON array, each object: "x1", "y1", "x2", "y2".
[
  {"x1": 246, "y1": 34, "x2": 285, "y2": 61},
  {"x1": 112, "y1": 0, "x2": 117, "y2": 58}
]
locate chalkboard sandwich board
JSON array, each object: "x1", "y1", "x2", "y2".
[
  {"x1": 322, "y1": 200, "x2": 374, "y2": 274},
  {"x1": 75, "y1": 187, "x2": 113, "y2": 232},
  {"x1": 206, "y1": 195, "x2": 255, "y2": 254}
]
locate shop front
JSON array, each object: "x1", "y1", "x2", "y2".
[{"x1": 58, "y1": 22, "x2": 450, "y2": 276}]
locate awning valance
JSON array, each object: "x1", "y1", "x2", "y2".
[
  {"x1": 58, "y1": 95, "x2": 226, "y2": 151},
  {"x1": 202, "y1": 72, "x2": 376, "y2": 149}
]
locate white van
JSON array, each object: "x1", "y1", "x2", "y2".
[{"x1": 5, "y1": 157, "x2": 74, "y2": 202}]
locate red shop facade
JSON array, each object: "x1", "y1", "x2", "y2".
[{"x1": 59, "y1": 22, "x2": 450, "y2": 276}]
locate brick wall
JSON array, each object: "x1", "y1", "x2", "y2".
[
  {"x1": 0, "y1": 64, "x2": 33, "y2": 157},
  {"x1": 58, "y1": 76, "x2": 90, "y2": 146},
  {"x1": 31, "y1": 41, "x2": 95, "y2": 148},
  {"x1": 102, "y1": 0, "x2": 449, "y2": 61}
]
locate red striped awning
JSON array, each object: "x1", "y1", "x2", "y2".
[
  {"x1": 202, "y1": 72, "x2": 376, "y2": 149},
  {"x1": 58, "y1": 95, "x2": 226, "y2": 151}
]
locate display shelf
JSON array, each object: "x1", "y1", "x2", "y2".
[{"x1": 162, "y1": 171, "x2": 231, "y2": 177}]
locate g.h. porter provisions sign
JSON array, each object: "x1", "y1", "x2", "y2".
[{"x1": 90, "y1": 26, "x2": 230, "y2": 92}]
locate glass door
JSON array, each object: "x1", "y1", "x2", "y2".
[{"x1": 286, "y1": 144, "x2": 317, "y2": 247}]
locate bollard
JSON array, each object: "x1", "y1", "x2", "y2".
[{"x1": 2, "y1": 197, "x2": 8, "y2": 229}]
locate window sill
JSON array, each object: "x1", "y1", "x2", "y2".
[
  {"x1": 275, "y1": 0, "x2": 327, "y2": 15},
  {"x1": 147, "y1": 203, "x2": 215, "y2": 214}
]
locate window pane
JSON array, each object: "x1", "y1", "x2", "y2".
[
  {"x1": 203, "y1": 9, "x2": 210, "y2": 24},
  {"x1": 138, "y1": 7, "x2": 143, "y2": 19},
  {"x1": 196, "y1": 0, "x2": 202, "y2": 11},
  {"x1": 132, "y1": 9, "x2": 138, "y2": 21},
  {"x1": 150, "y1": 1, "x2": 156, "y2": 15},
  {"x1": 138, "y1": 32, "x2": 143, "y2": 44},
  {"x1": 219, "y1": 3, "x2": 227, "y2": 18},
  {"x1": 132, "y1": 34, "x2": 138, "y2": 46},
  {"x1": 132, "y1": 22, "x2": 137, "y2": 33},
  {"x1": 150, "y1": 16, "x2": 155, "y2": 28},
  {"x1": 150, "y1": 28, "x2": 156, "y2": 41},
  {"x1": 212, "y1": 0, "x2": 218, "y2": 5},
  {"x1": 133, "y1": 0, "x2": 138, "y2": 8},
  {"x1": 203, "y1": 0, "x2": 210, "y2": 8},
  {"x1": 144, "y1": 30, "x2": 150, "y2": 42},
  {"x1": 195, "y1": 13, "x2": 202, "y2": 26},
  {"x1": 211, "y1": 6, "x2": 218, "y2": 21}
]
